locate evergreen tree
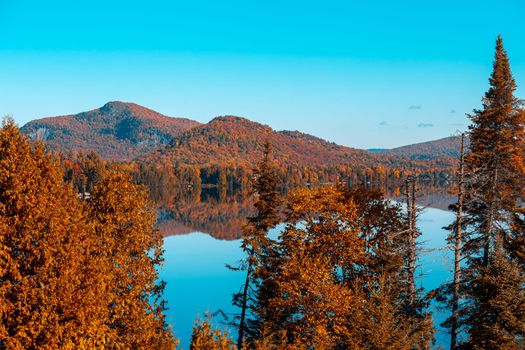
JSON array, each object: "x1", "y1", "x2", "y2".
[
  {"x1": 433, "y1": 134, "x2": 467, "y2": 350},
  {"x1": 234, "y1": 129, "x2": 282, "y2": 349},
  {"x1": 461, "y1": 36, "x2": 525, "y2": 349},
  {"x1": 0, "y1": 119, "x2": 178, "y2": 348}
]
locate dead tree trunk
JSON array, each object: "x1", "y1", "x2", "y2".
[
  {"x1": 237, "y1": 260, "x2": 252, "y2": 350},
  {"x1": 405, "y1": 176, "x2": 417, "y2": 312},
  {"x1": 482, "y1": 167, "x2": 498, "y2": 267},
  {"x1": 450, "y1": 133, "x2": 465, "y2": 350}
]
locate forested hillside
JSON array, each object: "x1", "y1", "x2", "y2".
[
  {"x1": 22, "y1": 103, "x2": 457, "y2": 194},
  {"x1": 146, "y1": 115, "x2": 381, "y2": 167},
  {"x1": 136, "y1": 116, "x2": 454, "y2": 196},
  {"x1": 21, "y1": 101, "x2": 201, "y2": 160}
]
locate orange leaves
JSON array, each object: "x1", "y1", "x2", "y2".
[
  {"x1": 0, "y1": 120, "x2": 177, "y2": 349},
  {"x1": 190, "y1": 318, "x2": 236, "y2": 350},
  {"x1": 0, "y1": 118, "x2": 105, "y2": 348},
  {"x1": 284, "y1": 186, "x2": 365, "y2": 267},
  {"x1": 88, "y1": 170, "x2": 176, "y2": 349},
  {"x1": 257, "y1": 185, "x2": 433, "y2": 348}
]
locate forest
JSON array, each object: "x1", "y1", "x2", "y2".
[{"x1": 1, "y1": 36, "x2": 524, "y2": 350}]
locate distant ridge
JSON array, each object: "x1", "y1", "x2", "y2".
[
  {"x1": 21, "y1": 102, "x2": 201, "y2": 160},
  {"x1": 376, "y1": 135, "x2": 467, "y2": 160}
]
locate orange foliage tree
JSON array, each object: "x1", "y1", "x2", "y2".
[
  {"x1": 256, "y1": 185, "x2": 433, "y2": 349},
  {"x1": 0, "y1": 118, "x2": 109, "y2": 348},
  {"x1": 0, "y1": 118, "x2": 177, "y2": 349},
  {"x1": 190, "y1": 318, "x2": 236, "y2": 350}
]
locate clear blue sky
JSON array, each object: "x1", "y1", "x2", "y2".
[{"x1": 1, "y1": 0, "x2": 524, "y2": 148}]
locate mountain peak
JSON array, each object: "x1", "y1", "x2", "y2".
[
  {"x1": 209, "y1": 115, "x2": 262, "y2": 126},
  {"x1": 96, "y1": 101, "x2": 168, "y2": 120},
  {"x1": 21, "y1": 102, "x2": 201, "y2": 160},
  {"x1": 100, "y1": 101, "x2": 135, "y2": 112},
  {"x1": 102, "y1": 100, "x2": 133, "y2": 108}
]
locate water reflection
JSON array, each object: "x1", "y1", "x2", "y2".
[
  {"x1": 158, "y1": 185, "x2": 455, "y2": 240},
  {"x1": 157, "y1": 188, "x2": 256, "y2": 240}
]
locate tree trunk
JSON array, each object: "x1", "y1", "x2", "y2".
[
  {"x1": 450, "y1": 134, "x2": 465, "y2": 350},
  {"x1": 405, "y1": 177, "x2": 417, "y2": 312},
  {"x1": 237, "y1": 260, "x2": 252, "y2": 350},
  {"x1": 482, "y1": 167, "x2": 498, "y2": 267}
]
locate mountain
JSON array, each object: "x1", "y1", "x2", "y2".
[
  {"x1": 21, "y1": 102, "x2": 201, "y2": 160},
  {"x1": 21, "y1": 102, "x2": 456, "y2": 176},
  {"x1": 144, "y1": 115, "x2": 382, "y2": 168},
  {"x1": 377, "y1": 135, "x2": 466, "y2": 160}
]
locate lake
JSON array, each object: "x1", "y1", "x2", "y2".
[{"x1": 158, "y1": 194, "x2": 455, "y2": 349}]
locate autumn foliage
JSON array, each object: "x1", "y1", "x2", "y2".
[
  {"x1": 3, "y1": 35, "x2": 524, "y2": 350},
  {"x1": 253, "y1": 186, "x2": 434, "y2": 349},
  {"x1": 0, "y1": 118, "x2": 176, "y2": 349},
  {"x1": 190, "y1": 318, "x2": 236, "y2": 350},
  {"x1": 433, "y1": 36, "x2": 525, "y2": 350}
]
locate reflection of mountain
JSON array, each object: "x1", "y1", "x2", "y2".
[
  {"x1": 157, "y1": 193, "x2": 256, "y2": 240},
  {"x1": 158, "y1": 186, "x2": 454, "y2": 241}
]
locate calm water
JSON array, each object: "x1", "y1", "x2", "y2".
[{"x1": 159, "y1": 205, "x2": 455, "y2": 349}]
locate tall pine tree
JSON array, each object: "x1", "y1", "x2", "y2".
[
  {"x1": 461, "y1": 36, "x2": 525, "y2": 349},
  {"x1": 234, "y1": 129, "x2": 282, "y2": 349}
]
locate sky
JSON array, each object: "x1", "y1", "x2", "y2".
[{"x1": 1, "y1": 0, "x2": 524, "y2": 149}]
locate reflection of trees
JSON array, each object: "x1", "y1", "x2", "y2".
[
  {"x1": 387, "y1": 182, "x2": 455, "y2": 211},
  {"x1": 157, "y1": 189, "x2": 256, "y2": 240},
  {"x1": 157, "y1": 184, "x2": 455, "y2": 241}
]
